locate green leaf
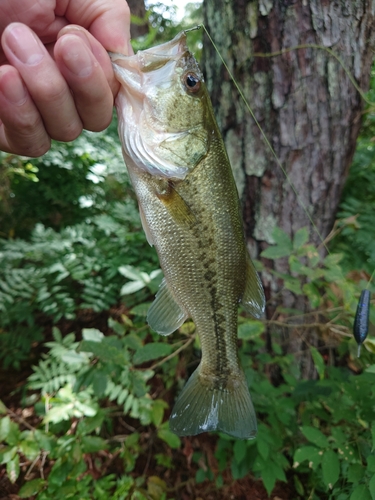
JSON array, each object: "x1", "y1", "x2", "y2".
[
  {"x1": 82, "y1": 328, "x2": 104, "y2": 342},
  {"x1": 303, "y1": 282, "x2": 323, "y2": 308},
  {"x1": 133, "y1": 343, "x2": 172, "y2": 365},
  {"x1": 0, "y1": 400, "x2": 7, "y2": 415},
  {"x1": 238, "y1": 320, "x2": 265, "y2": 339},
  {"x1": 130, "y1": 303, "x2": 151, "y2": 317},
  {"x1": 81, "y1": 436, "x2": 108, "y2": 453},
  {"x1": 118, "y1": 265, "x2": 144, "y2": 281},
  {"x1": 151, "y1": 399, "x2": 167, "y2": 427},
  {"x1": 196, "y1": 468, "x2": 206, "y2": 483},
  {"x1": 4, "y1": 420, "x2": 20, "y2": 446},
  {"x1": 77, "y1": 411, "x2": 105, "y2": 436},
  {"x1": 19, "y1": 478, "x2": 47, "y2": 497},
  {"x1": 80, "y1": 340, "x2": 128, "y2": 364},
  {"x1": 369, "y1": 473, "x2": 375, "y2": 499},
  {"x1": 19, "y1": 439, "x2": 40, "y2": 460},
  {"x1": 120, "y1": 280, "x2": 146, "y2": 295},
  {"x1": 293, "y1": 475, "x2": 305, "y2": 496},
  {"x1": 123, "y1": 333, "x2": 143, "y2": 351},
  {"x1": 310, "y1": 347, "x2": 325, "y2": 380},
  {"x1": 48, "y1": 458, "x2": 71, "y2": 486},
  {"x1": 233, "y1": 440, "x2": 247, "y2": 464},
  {"x1": 261, "y1": 246, "x2": 291, "y2": 259},
  {"x1": 293, "y1": 446, "x2": 322, "y2": 469},
  {"x1": 322, "y1": 449, "x2": 340, "y2": 488},
  {"x1": 147, "y1": 476, "x2": 167, "y2": 499},
  {"x1": 293, "y1": 227, "x2": 309, "y2": 249},
  {"x1": 7, "y1": 454, "x2": 20, "y2": 483},
  {"x1": 52, "y1": 327, "x2": 62, "y2": 342},
  {"x1": 273, "y1": 227, "x2": 293, "y2": 249},
  {"x1": 257, "y1": 439, "x2": 269, "y2": 460},
  {"x1": 300, "y1": 426, "x2": 329, "y2": 448},
  {"x1": 289, "y1": 255, "x2": 304, "y2": 274},
  {"x1": 34, "y1": 430, "x2": 54, "y2": 452},
  {"x1": 157, "y1": 429, "x2": 181, "y2": 449},
  {"x1": 367, "y1": 456, "x2": 375, "y2": 473},
  {"x1": 0, "y1": 416, "x2": 11, "y2": 441},
  {"x1": 0, "y1": 446, "x2": 17, "y2": 464},
  {"x1": 260, "y1": 462, "x2": 277, "y2": 495},
  {"x1": 324, "y1": 253, "x2": 343, "y2": 266},
  {"x1": 283, "y1": 276, "x2": 302, "y2": 294},
  {"x1": 92, "y1": 371, "x2": 108, "y2": 397},
  {"x1": 350, "y1": 484, "x2": 372, "y2": 500},
  {"x1": 61, "y1": 350, "x2": 88, "y2": 365},
  {"x1": 348, "y1": 463, "x2": 365, "y2": 483}
]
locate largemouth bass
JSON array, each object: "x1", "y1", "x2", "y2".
[{"x1": 110, "y1": 32, "x2": 265, "y2": 439}]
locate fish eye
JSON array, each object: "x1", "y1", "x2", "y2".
[{"x1": 183, "y1": 72, "x2": 201, "y2": 93}]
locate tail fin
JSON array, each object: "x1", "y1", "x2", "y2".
[{"x1": 169, "y1": 367, "x2": 257, "y2": 439}]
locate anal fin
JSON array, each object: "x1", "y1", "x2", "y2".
[
  {"x1": 147, "y1": 278, "x2": 188, "y2": 335},
  {"x1": 241, "y1": 255, "x2": 265, "y2": 318}
]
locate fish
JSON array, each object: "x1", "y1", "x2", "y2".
[{"x1": 110, "y1": 31, "x2": 265, "y2": 439}]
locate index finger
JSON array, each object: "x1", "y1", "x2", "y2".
[{"x1": 63, "y1": 0, "x2": 132, "y2": 55}]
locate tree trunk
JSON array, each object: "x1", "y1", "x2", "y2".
[
  {"x1": 202, "y1": 0, "x2": 375, "y2": 376},
  {"x1": 127, "y1": 0, "x2": 148, "y2": 39}
]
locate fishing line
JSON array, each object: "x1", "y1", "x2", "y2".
[
  {"x1": 191, "y1": 25, "x2": 374, "y2": 355},
  {"x1": 201, "y1": 26, "x2": 328, "y2": 255}
]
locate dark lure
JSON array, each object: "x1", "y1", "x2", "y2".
[{"x1": 353, "y1": 289, "x2": 371, "y2": 357}]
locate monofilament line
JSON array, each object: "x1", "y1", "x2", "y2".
[{"x1": 200, "y1": 25, "x2": 329, "y2": 253}]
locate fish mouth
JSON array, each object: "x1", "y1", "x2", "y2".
[
  {"x1": 109, "y1": 30, "x2": 187, "y2": 61},
  {"x1": 109, "y1": 31, "x2": 188, "y2": 91}
]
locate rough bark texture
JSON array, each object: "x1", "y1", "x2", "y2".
[
  {"x1": 202, "y1": 0, "x2": 375, "y2": 375},
  {"x1": 127, "y1": 0, "x2": 148, "y2": 38}
]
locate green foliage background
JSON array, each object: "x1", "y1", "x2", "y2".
[
  {"x1": 1, "y1": 2, "x2": 375, "y2": 499},
  {"x1": 330, "y1": 71, "x2": 375, "y2": 272}
]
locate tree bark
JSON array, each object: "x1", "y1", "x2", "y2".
[
  {"x1": 127, "y1": 0, "x2": 148, "y2": 39},
  {"x1": 202, "y1": 0, "x2": 375, "y2": 375}
]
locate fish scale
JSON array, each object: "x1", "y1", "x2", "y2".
[{"x1": 110, "y1": 31, "x2": 265, "y2": 438}]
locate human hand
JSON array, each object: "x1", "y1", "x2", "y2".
[{"x1": 0, "y1": 0, "x2": 132, "y2": 157}]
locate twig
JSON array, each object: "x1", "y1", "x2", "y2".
[
  {"x1": 267, "y1": 320, "x2": 328, "y2": 330},
  {"x1": 24, "y1": 455, "x2": 41, "y2": 480},
  {"x1": 119, "y1": 417, "x2": 137, "y2": 432},
  {"x1": 148, "y1": 334, "x2": 196, "y2": 371},
  {"x1": 6, "y1": 408, "x2": 36, "y2": 432},
  {"x1": 142, "y1": 432, "x2": 154, "y2": 477}
]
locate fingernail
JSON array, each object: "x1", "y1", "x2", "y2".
[
  {"x1": 59, "y1": 35, "x2": 94, "y2": 77},
  {"x1": 0, "y1": 70, "x2": 28, "y2": 105},
  {"x1": 4, "y1": 24, "x2": 44, "y2": 65}
]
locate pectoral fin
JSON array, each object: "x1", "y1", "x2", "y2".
[
  {"x1": 156, "y1": 181, "x2": 196, "y2": 226},
  {"x1": 147, "y1": 278, "x2": 188, "y2": 335},
  {"x1": 241, "y1": 255, "x2": 265, "y2": 319}
]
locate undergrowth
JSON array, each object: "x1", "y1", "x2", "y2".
[{"x1": 1, "y1": 225, "x2": 375, "y2": 499}]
